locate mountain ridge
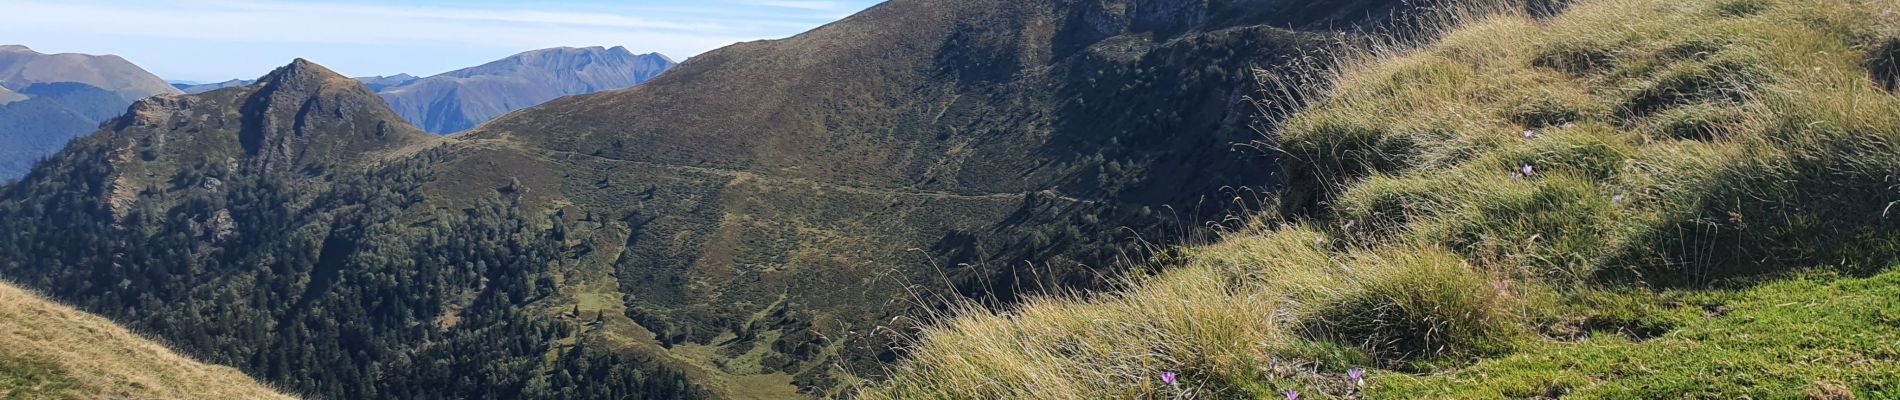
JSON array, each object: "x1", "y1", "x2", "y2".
[
  {"x1": 0, "y1": 45, "x2": 181, "y2": 101},
  {"x1": 381, "y1": 46, "x2": 677, "y2": 134}
]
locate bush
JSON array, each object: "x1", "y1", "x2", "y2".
[{"x1": 1307, "y1": 248, "x2": 1523, "y2": 364}]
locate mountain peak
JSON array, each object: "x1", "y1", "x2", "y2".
[
  {"x1": 0, "y1": 45, "x2": 30, "y2": 53},
  {"x1": 378, "y1": 46, "x2": 678, "y2": 134},
  {"x1": 101, "y1": 58, "x2": 435, "y2": 175},
  {"x1": 256, "y1": 58, "x2": 351, "y2": 89}
]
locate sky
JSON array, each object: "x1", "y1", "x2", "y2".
[{"x1": 0, "y1": 0, "x2": 884, "y2": 82}]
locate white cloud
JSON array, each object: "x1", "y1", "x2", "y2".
[{"x1": 0, "y1": 0, "x2": 877, "y2": 81}]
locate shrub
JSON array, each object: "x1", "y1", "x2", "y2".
[
  {"x1": 1437, "y1": 175, "x2": 1625, "y2": 283},
  {"x1": 1306, "y1": 248, "x2": 1523, "y2": 363}
]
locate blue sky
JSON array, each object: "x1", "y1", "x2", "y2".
[{"x1": 0, "y1": 0, "x2": 884, "y2": 82}]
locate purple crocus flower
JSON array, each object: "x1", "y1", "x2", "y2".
[
  {"x1": 1524, "y1": 129, "x2": 1537, "y2": 139},
  {"x1": 1612, "y1": 194, "x2": 1626, "y2": 205},
  {"x1": 1348, "y1": 368, "x2": 1366, "y2": 386},
  {"x1": 1521, "y1": 164, "x2": 1536, "y2": 176},
  {"x1": 1162, "y1": 371, "x2": 1177, "y2": 386},
  {"x1": 1283, "y1": 390, "x2": 1301, "y2": 400},
  {"x1": 1510, "y1": 172, "x2": 1523, "y2": 181}
]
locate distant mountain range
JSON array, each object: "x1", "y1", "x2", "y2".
[
  {"x1": 174, "y1": 47, "x2": 675, "y2": 134},
  {"x1": 174, "y1": 74, "x2": 418, "y2": 94},
  {"x1": 0, "y1": 45, "x2": 674, "y2": 180},
  {"x1": 0, "y1": 45, "x2": 181, "y2": 102},
  {"x1": 379, "y1": 46, "x2": 675, "y2": 134},
  {"x1": 0, "y1": 45, "x2": 181, "y2": 180},
  {"x1": 172, "y1": 79, "x2": 251, "y2": 94}
]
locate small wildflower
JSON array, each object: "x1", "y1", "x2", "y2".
[
  {"x1": 1283, "y1": 390, "x2": 1301, "y2": 400},
  {"x1": 1162, "y1": 371, "x2": 1177, "y2": 386},
  {"x1": 1563, "y1": 122, "x2": 1578, "y2": 129},
  {"x1": 1521, "y1": 164, "x2": 1536, "y2": 176},
  {"x1": 1348, "y1": 368, "x2": 1367, "y2": 386},
  {"x1": 1612, "y1": 194, "x2": 1626, "y2": 205},
  {"x1": 1524, "y1": 129, "x2": 1537, "y2": 139},
  {"x1": 1315, "y1": 237, "x2": 1326, "y2": 246},
  {"x1": 1509, "y1": 172, "x2": 1523, "y2": 181}
]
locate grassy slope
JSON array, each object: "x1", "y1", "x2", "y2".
[
  {"x1": 0, "y1": 282, "x2": 293, "y2": 400},
  {"x1": 869, "y1": 0, "x2": 1900, "y2": 398}
]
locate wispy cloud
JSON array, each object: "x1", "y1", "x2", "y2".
[
  {"x1": 0, "y1": 0, "x2": 881, "y2": 81},
  {"x1": 743, "y1": 0, "x2": 855, "y2": 12}
]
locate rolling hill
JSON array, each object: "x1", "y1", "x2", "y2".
[
  {"x1": 0, "y1": 281, "x2": 294, "y2": 400},
  {"x1": 0, "y1": 45, "x2": 180, "y2": 102},
  {"x1": 0, "y1": 46, "x2": 180, "y2": 180},
  {"x1": 379, "y1": 46, "x2": 676, "y2": 134}
]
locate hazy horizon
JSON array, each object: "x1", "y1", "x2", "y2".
[{"x1": 1, "y1": 0, "x2": 881, "y2": 82}]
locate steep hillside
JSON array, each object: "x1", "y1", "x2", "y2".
[
  {"x1": 0, "y1": 59, "x2": 707, "y2": 400},
  {"x1": 0, "y1": 45, "x2": 180, "y2": 102},
  {"x1": 439, "y1": 0, "x2": 1444, "y2": 396},
  {"x1": 0, "y1": 282, "x2": 294, "y2": 400},
  {"x1": 380, "y1": 47, "x2": 676, "y2": 134},
  {"x1": 871, "y1": 0, "x2": 1900, "y2": 398}
]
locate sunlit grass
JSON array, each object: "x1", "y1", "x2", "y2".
[{"x1": 867, "y1": 0, "x2": 1900, "y2": 397}]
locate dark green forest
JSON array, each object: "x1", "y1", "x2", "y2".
[{"x1": 0, "y1": 145, "x2": 706, "y2": 399}]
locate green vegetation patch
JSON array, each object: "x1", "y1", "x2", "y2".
[
  {"x1": 0, "y1": 354, "x2": 76, "y2": 399},
  {"x1": 1375, "y1": 269, "x2": 1900, "y2": 399}
]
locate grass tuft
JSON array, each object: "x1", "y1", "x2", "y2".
[{"x1": 1305, "y1": 248, "x2": 1523, "y2": 364}]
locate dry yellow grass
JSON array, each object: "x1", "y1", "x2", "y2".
[{"x1": 0, "y1": 282, "x2": 294, "y2": 400}]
